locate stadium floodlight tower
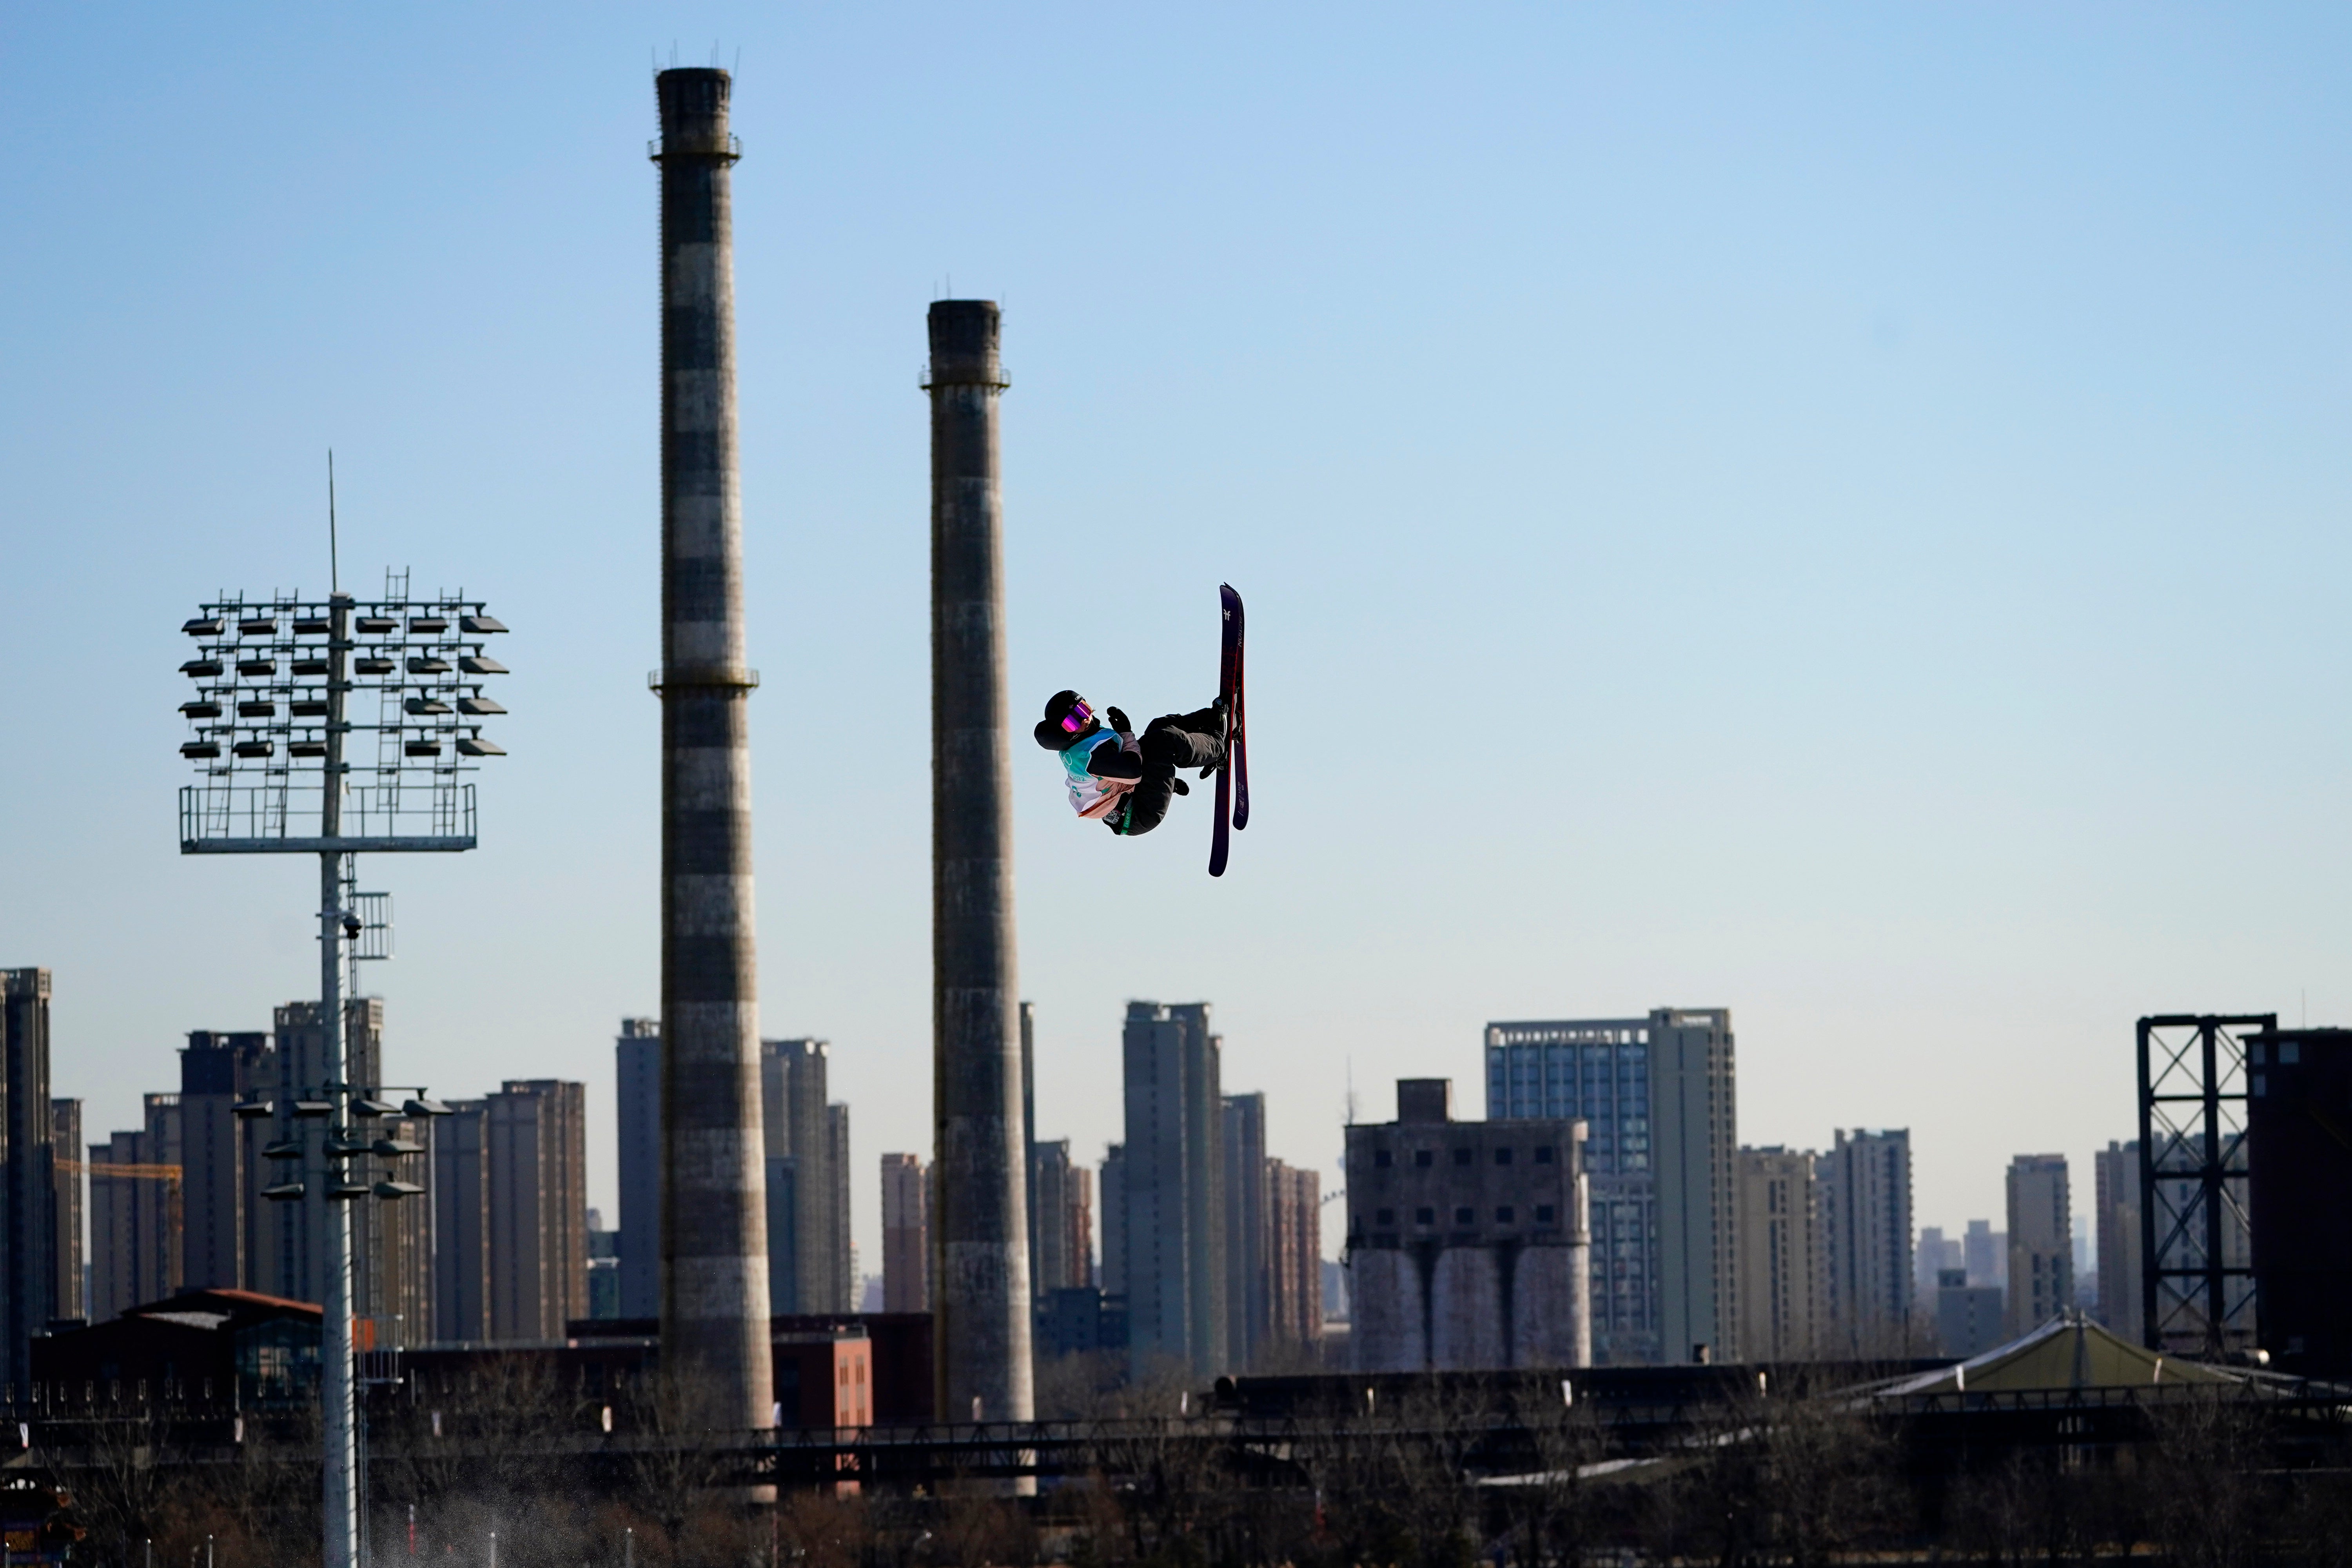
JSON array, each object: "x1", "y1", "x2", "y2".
[{"x1": 177, "y1": 571, "x2": 507, "y2": 1568}]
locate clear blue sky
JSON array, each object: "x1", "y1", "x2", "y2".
[{"x1": 6, "y1": 3, "x2": 2351, "y2": 1282}]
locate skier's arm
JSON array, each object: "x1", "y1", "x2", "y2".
[{"x1": 1085, "y1": 710, "x2": 1147, "y2": 780}]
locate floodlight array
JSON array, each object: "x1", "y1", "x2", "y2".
[{"x1": 178, "y1": 588, "x2": 508, "y2": 848}]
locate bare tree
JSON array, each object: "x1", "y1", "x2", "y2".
[{"x1": 2137, "y1": 1389, "x2": 2276, "y2": 1568}]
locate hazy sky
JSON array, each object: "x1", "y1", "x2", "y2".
[{"x1": 6, "y1": 4, "x2": 2352, "y2": 1284}]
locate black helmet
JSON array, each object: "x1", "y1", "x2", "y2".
[{"x1": 1035, "y1": 690, "x2": 1100, "y2": 751}]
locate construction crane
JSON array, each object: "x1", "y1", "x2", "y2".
[{"x1": 58, "y1": 1160, "x2": 185, "y2": 1276}]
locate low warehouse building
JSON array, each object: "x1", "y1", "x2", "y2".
[{"x1": 1345, "y1": 1079, "x2": 1589, "y2": 1371}]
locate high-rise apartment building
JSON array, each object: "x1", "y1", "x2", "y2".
[
  {"x1": 1347, "y1": 1079, "x2": 1590, "y2": 1371},
  {"x1": 49, "y1": 1100, "x2": 81, "y2": 1325},
  {"x1": 1100, "y1": 1145, "x2": 1126, "y2": 1305},
  {"x1": 828, "y1": 1102, "x2": 853, "y2": 1312},
  {"x1": 2006, "y1": 1154, "x2": 2073, "y2": 1336},
  {"x1": 430, "y1": 1082, "x2": 584, "y2": 1343},
  {"x1": 374, "y1": 1130, "x2": 433, "y2": 1349},
  {"x1": 763, "y1": 1154, "x2": 800, "y2": 1320},
  {"x1": 614, "y1": 1019, "x2": 661, "y2": 1320},
  {"x1": 1936, "y1": 1267, "x2": 2004, "y2": 1358},
  {"x1": 2093, "y1": 1140, "x2": 2143, "y2": 1344},
  {"x1": 1118, "y1": 1002, "x2": 1226, "y2": 1379},
  {"x1": 1915, "y1": 1226, "x2": 1962, "y2": 1304},
  {"x1": 762, "y1": 1039, "x2": 851, "y2": 1314},
  {"x1": 257, "y1": 999, "x2": 428, "y2": 1336},
  {"x1": 1735, "y1": 1146, "x2": 1826, "y2": 1361},
  {"x1": 1485, "y1": 1009, "x2": 1736, "y2": 1364},
  {"x1": 90, "y1": 1094, "x2": 183, "y2": 1322},
  {"x1": 1221, "y1": 1093, "x2": 1269, "y2": 1367},
  {"x1": 1029, "y1": 1141, "x2": 1093, "y2": 1296},
  {"x1": 488, "y1": 1080, "x2": 587, "y2": 1342},
  {"x1": 2, "y1": 968, "x2": 57, "y2": 1384},
  {"x1": 586, "y1": 1209, "x2": 621, "y2": 1319},
  {"x1": 1020, "y1": 1002, "x2": 1038, "y2": 1309},
  {"x1": 433, "y1": 1100, "x2": 491, "y2": 1342},
  {"x1": 1265, "y1": 1160, "x2": 1322, "y2": 1351},
  {"x1": 1822, "y1": 1128, "x2": 1913, "y2": 1353},
  {"x1": 2244, "y1": 1027, "x2": 2352, "y2": 1372},
  {"x1": 880, "y1": 1153, "x2": 929, "y2": 1312},
  {"x1": 1964, "y1": 1219, "x2": 2006, "y2": 1290},
  {"x1": 180, "y1": 1031, "x2": 272, "y2": 1292}
]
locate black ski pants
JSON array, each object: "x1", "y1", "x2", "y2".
[{"x1": 1112, "y1": 704, "x2": 1227, "y2": 836}]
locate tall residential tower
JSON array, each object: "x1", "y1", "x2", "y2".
[
  {"x1": 1118, "y1": 1002, "x2": 1225, "y2": 1379},
  {"x1": 1485, "y1": 1009, "x2": 1736, "y2": 1364}
]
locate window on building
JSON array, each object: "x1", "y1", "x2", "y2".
[
  {"x1": 1494, "y1": 1147, "x2": 1513, "y2": 1165},
  {"x1": 1414, "y1": 1150, "x2": 1434, "y2": 1168},
  {"x1": 1454, "y1": 1207, "x2": 1475, "y2": 1225},
  {"x1": 1415, "y1": 1207, "x2": 1436, "y2": 1226},
  {"x1": 1376, "y1": 1208, "x2": 1395, "y2": 1225},
  {"x1": 1535, "y1": 1146, "x2": 1555, "y2": 1163},
  {"x1": 1452, "y1": 1147, "x2": 1472, "y2": 1166},
  {"x1": 1374, "y1": 1150, "x2": 1393, "y2": 1169},
  {"x1": 1496, "y1": 1206, "x2": 1515, "y2": 1223},
  {"x1": 1536, "y1": 1205, "x2": 1557, "y2": 1224}
]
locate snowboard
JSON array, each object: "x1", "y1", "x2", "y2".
[{"x1": 1210, "y1": 583, "x2": 1249, "y2": 877}]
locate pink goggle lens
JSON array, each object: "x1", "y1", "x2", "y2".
[{"x1": 1060, "y1": 700, "x2": 1094, "y2": 734}]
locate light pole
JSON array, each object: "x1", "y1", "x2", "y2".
[{"x1": 178, "y1": 574, "x2": 507, "y2": 1568}]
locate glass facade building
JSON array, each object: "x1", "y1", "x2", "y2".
[{"x1": 1486, "y1": 1009, "x2": 1736, "y2": 1365}]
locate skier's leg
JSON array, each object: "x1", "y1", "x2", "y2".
[
  {"x1": 1140, "y1": 702, "x2": 1227, "y2": 772},
  {"x1": 1113, "y1": 773, "x2": 1176, "y2": 836}
]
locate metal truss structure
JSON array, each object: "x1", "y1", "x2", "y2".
[
  {"x1": 2138, "y1": 1013, "x2": 2275, "y2": 1356},
  {"x1": 178, "y1": 572, "x2": 506, "y2": 853}
]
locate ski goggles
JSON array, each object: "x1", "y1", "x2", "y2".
[{"x1": 1059, "y1": 699, "x2": 1096, "y2": 735}]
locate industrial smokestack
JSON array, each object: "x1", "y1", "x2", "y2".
[
  {"x1": 927, "y1": 301, "x2": 1036, "y2": 1437},
  {"x1": 654, "y1": 66, "x2": 773, "y2": 1430}
]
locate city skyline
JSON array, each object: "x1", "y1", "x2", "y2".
[
  {"x1": 7, "y1": 968, "x2": 2248, "y2": 1361},
  {"x1": 10, "y1": 4, "x2": 2352, "y2": 1284},
  {"x1": 20, "y1": 974, "x2": 2187, "y2": 1301}
]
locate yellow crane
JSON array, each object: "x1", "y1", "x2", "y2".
[{"x1": 58, "y1": 1159, "x2": 185, "y2": 1266}]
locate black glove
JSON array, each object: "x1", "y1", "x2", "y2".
[
  {"x1": 1171, "y1": 778, "x2": 1189, "y2": 796},
  {"x1": 1105, "y1": 706, "x2": 1132, "y2": 737}
]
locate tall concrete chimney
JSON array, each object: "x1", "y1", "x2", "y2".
[
  {"x1": 927, "y1": 301, "x2": 1035, "y2": 1433},
  {"x1": 654, "y1": 66, "x2": 773, "y2": 1429}
]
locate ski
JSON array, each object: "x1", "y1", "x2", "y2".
[
  {"x1": 1231, "y1": 591, "x2": 1249, "y2": 833},
  {"x1": 1210, "y1": 583, "x2": 1245, "y2": 877}
]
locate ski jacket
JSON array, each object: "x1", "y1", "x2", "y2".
[{"x1": 1060, "y1": 730, "x2": 1142, "y2": 820}]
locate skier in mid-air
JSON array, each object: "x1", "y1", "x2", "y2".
[{"x1": 1034, "y1": 690, "x2": 1227, "y2": 837}]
